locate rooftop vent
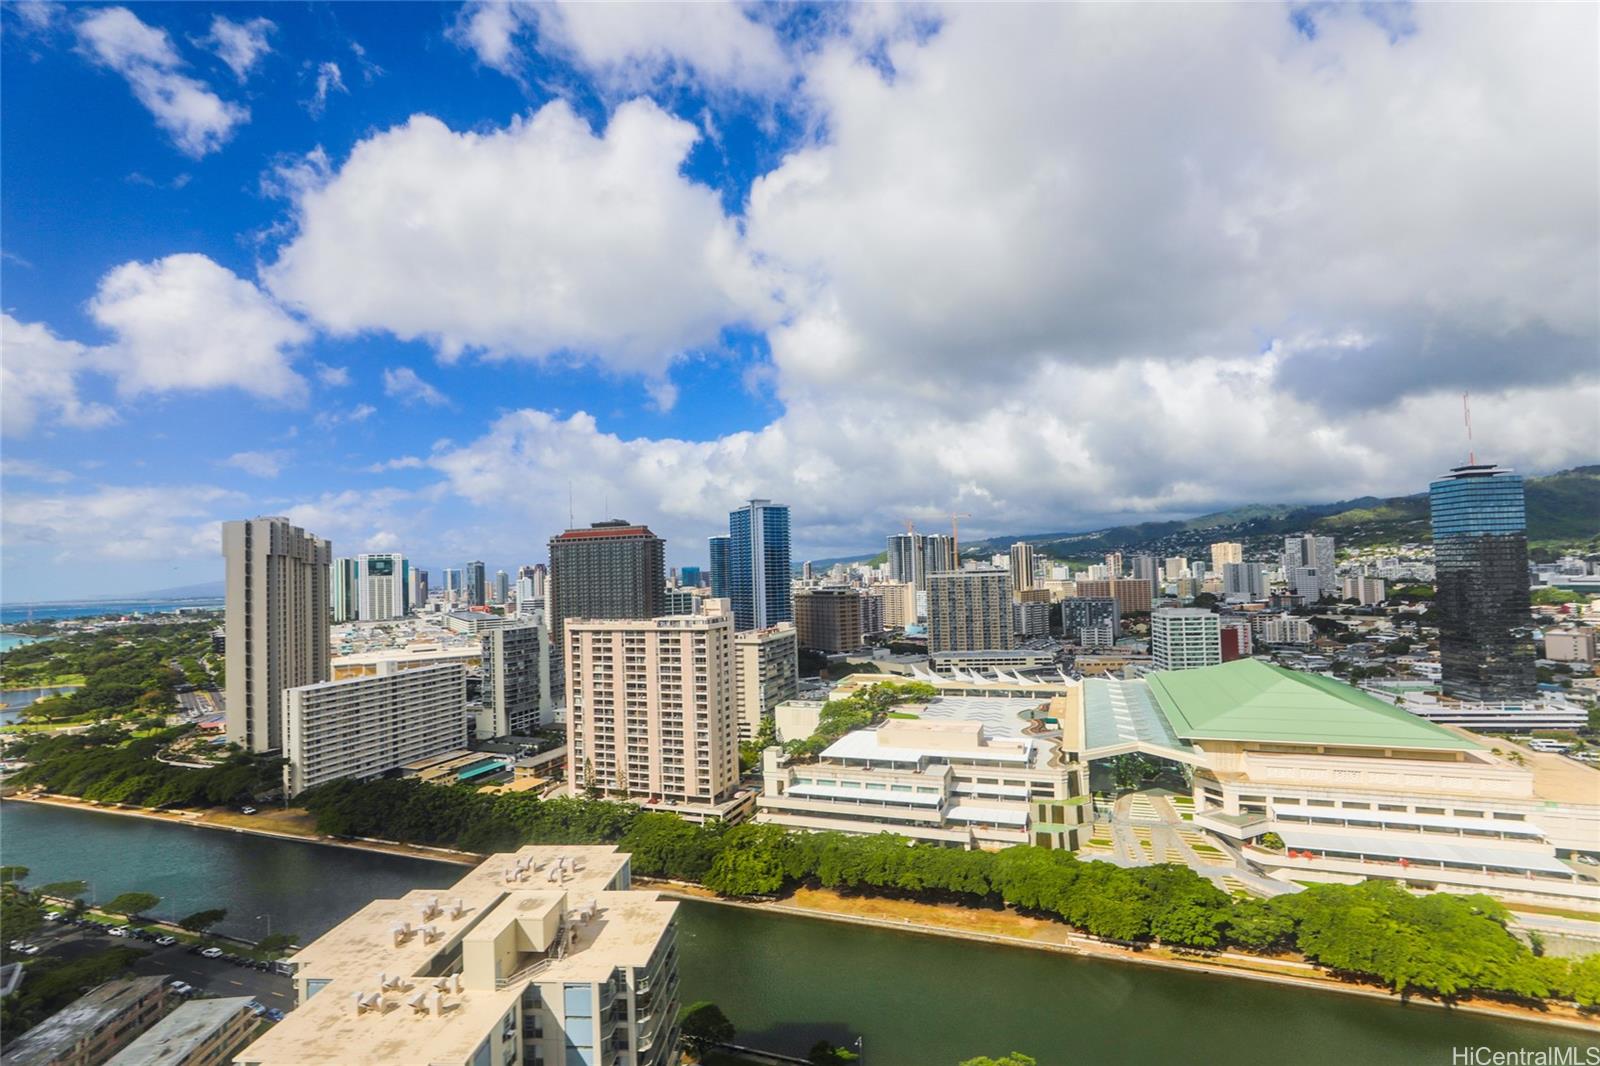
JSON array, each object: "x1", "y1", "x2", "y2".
[
  {"x1": 407, "y1": 989, "x2": 429, "y2": 1014},
  {"x1": 450, "y1": 898, "x2": 466, "y2": 920}
]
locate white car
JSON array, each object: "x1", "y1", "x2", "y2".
[
  {"x1": 107, "y1": 927, "x2": 127, "y2": 937},
  {"x1": 169, "y1": 980, "x2": 194, "y2": 995},
  {"x1": 200, "y1": 946, "x2": 224, "y2": 958},
  {"x1": 156, "y1": 935, "x2": 176, "y2": 946}
]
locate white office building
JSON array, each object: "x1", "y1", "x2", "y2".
[
  {"x1": 357, "y1": 553, "x2": 409, "y2": 621},
  {"x1": 1150, "y1": 608, "x2": 1221, "y2": 671},
  {"x1": 283, "y1": 662, "x2": 466, "y2": 795}
]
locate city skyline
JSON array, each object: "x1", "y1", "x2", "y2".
[{"x1": 2, "y1": 3, "x2": 1595, "y2": 602}]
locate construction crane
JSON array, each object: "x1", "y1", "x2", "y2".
[
  {"x1": 945, "y1": 512, "x2": 972, "y2": 560},
  {"x1": 902, "y1": 517, "x2": 917, "y2": 536}
]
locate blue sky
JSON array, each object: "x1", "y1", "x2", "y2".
[{"x1": 2, "y1": 1, "x2": 1595, "y2": 601}]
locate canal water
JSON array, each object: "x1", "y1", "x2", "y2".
[
  {"x1": 2, "y1": 801, "x2": 1595, "y2": 1064},
  {"x1": 1, "y1": 686, "x2": 82, "y2": 725}
]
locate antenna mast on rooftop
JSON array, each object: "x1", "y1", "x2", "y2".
[{"x1": 1462, "y1": 391, "x2": 1475, "y2": 465}]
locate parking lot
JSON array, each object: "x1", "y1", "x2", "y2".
[{"x1": 31, "y1": 916, "x2": 294, "y2": 1008}]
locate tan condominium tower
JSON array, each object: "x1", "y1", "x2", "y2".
[
  {"x1": 928, "y1": 567, "x2": 1014, "y2": 653},
  {"x1": 733, "y1": 622, "x2": 799, "y2": 741},
  {"x1": 1009, "y1": 542, "x2": 1037, "y2": 591},
  {"x1": 565, "y1": 602, "x2": 739, "y2": 820},
  {"x1": 1210, "y1": 541, "x2": 1243, "y2": 571},
  {"x1": 222, "y1": 516, "x2": 331, "y2": 753}
]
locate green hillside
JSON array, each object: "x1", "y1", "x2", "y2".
[{"x1": 806, "y1": 466, "x2": 1599, "y2": 569}]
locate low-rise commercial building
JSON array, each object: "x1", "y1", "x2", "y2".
[
  {"x1": 234, "y1": 846, "x2": 681, "y2": 1066},
  {"x1": 105, "y1": 996, "x2": 256, "y2": 1066},
  {"x1": 759, "y1": 703, "x2": 1089, "y2": 850},
  {"x1": 4, "y1": 975, "x2": 171, "y2": 1066},
  {"x1": 1544, "y1": 628, "x2": 1596, "y2": 663},
  {"x1": 284, "y1": 662, "x2": 466, "y2": 796}
]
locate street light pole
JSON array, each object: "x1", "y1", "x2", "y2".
[{"x1": 256, "y1": 913, "x2": 271, "y2": 938}]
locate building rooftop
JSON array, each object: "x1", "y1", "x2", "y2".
[
  {"x1": 820, "y1": 719, "x2": 1037, "y2": 765},
  {"x1": 105, "y1": 997, "x2": 255, "y2": 1066},
  {"x1": 239, "y1": 847, "x2": 675, "y2": 1066},
  {"x1": 3, "y1": 974, "x2": 169, "y2": 1066},
  {"x1": 1145, "y1": 659, "x2": 1483, "y2": 751}
]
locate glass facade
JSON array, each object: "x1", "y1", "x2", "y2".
[
  {"x1": 1429, "y1": 465, "x2": 1535, "y2": 701},
  {"x1": 728, "y1": 501, "x2": 792, "y2": 632},
  {"x1": 708, "y1": 536, "x2": 730, "y2": 600}
]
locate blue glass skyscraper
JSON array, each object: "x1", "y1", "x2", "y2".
[
  {"x1": 1429, "y1": 463, "x2": 1535, "y2": 700},
  {"x1": 727, "y1": 500, "x2": 792, "y2": 632},
  {"x1": 708, "y1": 535, "x2": 731, "y2": 599}
]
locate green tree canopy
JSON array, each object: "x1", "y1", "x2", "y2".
[
  {"x1": 37, "y1": 880, "x2": 89, "y2": 901},
  {"x1": 257, "y1": 932, "x2": 298, "y2": 956},
  {"x1": 677, "y1": 1000, "x2": 735, "y2": 1058},
  {"x1": 0, "y1": 865, "x2": 29, "y2": 884},
  {"x1": 103, "y1": 891, "x2": 160, "y2": 918},
  {"x1": 960, "y1": 1055, "x2": 1038, "y2": 1066},
  {"x1": 178, "y1": 908, "x2": 228, "y2": 934}
]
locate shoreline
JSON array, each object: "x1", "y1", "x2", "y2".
[
  {"x1": 644, "y1": 882, "x2": 1600, "y2": 1035},
  {"x1": 7, "y1": 794, "x2": 1596, "y2": 1035},
  {"x1": 1, "y1": 792, "x2": 479, "y2": 867}
]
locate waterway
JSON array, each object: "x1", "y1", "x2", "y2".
[
  {"x1": 0, "y1": 686, "x2": 82, "y2": 725},
  {"x1": 1, "y1": 802, "x2": 1595, "y2": 1064}
]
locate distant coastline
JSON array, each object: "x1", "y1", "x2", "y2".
[{"x1": 0, "y1": 597, "x2": 224, "y2": 627}]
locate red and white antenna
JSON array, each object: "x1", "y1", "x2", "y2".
[{"x1": 1462, "y1": 391, "x2": 1475, "y2": 465}]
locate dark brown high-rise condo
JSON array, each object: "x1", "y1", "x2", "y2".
[{"x1": 547, "y1": 520, "x2": 666, "y2": 685}]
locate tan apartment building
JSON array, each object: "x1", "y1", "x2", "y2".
[
  {"x1": 793, "y1": 587, "x2": 863, "y2": 653},
  {"x1": 1071, "y1": 577, "x2": 1153, "y2": 616},
  {"x1": 565, "y1": 605, "x2": 741, "y2": 820},
  {"x1": 235, "y1": 846, "x2": 681, "y2": 1066},
  {"x1": 222, "y1": 515, "x2": 331, "y2": 753},
  {"x1": 106, "y1": 997, "x2": 257, "y2": 1066},
  {"x1": 866, "y1": 580, "x2": 917, "y2": 629},
  {"x1": 734, "y1": 622, "x2": 799, "y2": 741},
  {"x1": 4, "y1": 975, "x2": 171, "y2": 1066}
]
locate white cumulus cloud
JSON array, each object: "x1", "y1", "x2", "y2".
[
  {"x1": 0, "y1": 314, "x2": 118, "y2": 437},
  {"x1": 264, "y1": 99, "x2": 775, "y2": 376},
  {"x1": 75, "y1": 6, "x2": 248, "y2": 157},
  {"x1": 87, "y1": 253, "x2": 312, "y2": 402},
  {"x1": 200, "y1": 14, "x2": 274, "y2": 81},
  {"x1": 382, "y1": 366, "x2": 450, "y2": 407}
]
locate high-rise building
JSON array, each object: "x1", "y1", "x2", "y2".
[
  {"x1": 1210, "y1": 542, "x2": 1243, "y2": 570},
  {"x1": 663, "y1": 587, "x2": 701, "y2": 615},
  {"x1": 801, "y1": 561, "x2": 814, "y2": 581},
  {"x1": 1222, "y1": 561, "x2": 1268, "y2": 600},
  {"x1": 1072, "y1": 577, "x2": 1153, "y2": 616},
  {"x1": 1130, "y1": 555, "x2": 1159, "y2": 597},
  {"x1": 923, "y1": 534, "x2": 956, "y2": 581},
  {"x1": 441, "y1": 568, "x2": 464, "y2": 605},
  {"x1": 928, "y1": 567, "x2": 1013, "y2": 653},
  {"x1": 1282, "y1": 534, "x2": 1336, "y2": 600},
  {"x1": 680, "y1": 565, "x2": 703, "y2": 588},
  {"x1": 887, "y1": 531, "x2": 927, "y2": 591},
  {"x1": 410, "y1": 567, "x2": 429, "y2": 610},
  {"x1": 1009, "y1": 542, "x2": 1037, "y2": 592},
  {"x1": 330, "y1": 557, "x2": 359, "y2": 623},
  {"x1": 866, "y1": 581, "x2": 917, "y2": 629},
  {"x1": 493, "y1": 569, "x2": 510, "y2": 605},
  {"x1": 566, "y1": 605, "x2": 739, "y2": 813},
  {"x1": 283, "y1": 662, "x2": 465, "y2": 795},
  {"x1": 1061, "y1": 597, "x2": 1120, "y2": 647},
  {"x1": 1430, "y1": 463, "x2": 1536, "y2": 701},
  {"x1": 234, "y1": 845, "x2": 682, "y2": 1066},
  {"x1": 728, "y1": 499, "x2": 792, "y2": 632},
  {"x1": 734, "y1": 622, "x2": 798, "y2": 741},
  {"x1": 548, "y1": 520, "x2": 667, "y2": 683},
  {"x1": 222, "y1": 516, "x2": 331, "y2": 753},
  {"x1": 478, "y1": 620, "x2": 548, "y2": 738},
  {"x1": 708, "y1": 534, "x2": 731, "y2": 599},
  {"x1": 1104, "y1": 551, "x2": 1124, "y2": 577},
  {"x1": 1341, "y1": 575, "x2": 1387, "y2": 606},
  {"x1": 1151, "y1": 608, "x2": 1221, "y2": 671},
  {"x1": 357, "y1": 552, "x2": 409, "y2": 621},
  {"x1": 793, "y1": 587, "x2": 864, "y2": 653},
  {"x1": 1163, "y1": 556, "x2": 1189, "y2": 583},
  {"x1": 465, "y1": 561, "x2": 487, "y2": 607},
  {"x1": 1012, "y1": 599, "x2": 1051, "y2": 637}
]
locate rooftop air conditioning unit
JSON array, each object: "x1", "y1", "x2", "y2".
[{"x1": 407, "y1": 989, "x2": 429, "y2": 1014}]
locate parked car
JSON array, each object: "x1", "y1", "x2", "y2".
[
  {"x1": 43, "y1": 912, "x2": 62, "y2": 922},
  {"x1": 200, "y1": 947, "x2": 224, "y2": 958},
  {"x1": 156, "y1": 935, "x2": 177, "y2": 946},
  {"x1": 108, "y1": 927, "x2": 127, "y2": 938},
  {"x1": 168, "y1": 980, "x2": 193, "y2": 995},
  {"x1": 248, "y1": 1001, "x2": 267, "y2": 1016},
  {"x1": 265, "y1": 1008, "x2": 284, "y2": 1022},
  {"x1": 1577, "y1": 854, "x2": 1599, "y2": 866},
  {"x1": 240, "y1": 806, "x2": 258, "y2": 815}
]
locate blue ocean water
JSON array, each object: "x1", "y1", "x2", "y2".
[{"x1": 0, "y1": 598, "x2": 223, "y2": 626}]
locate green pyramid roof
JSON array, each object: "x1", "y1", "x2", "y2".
[{"x1": 1145, "y1": 659, "x2": 1482, "y2": 751}]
